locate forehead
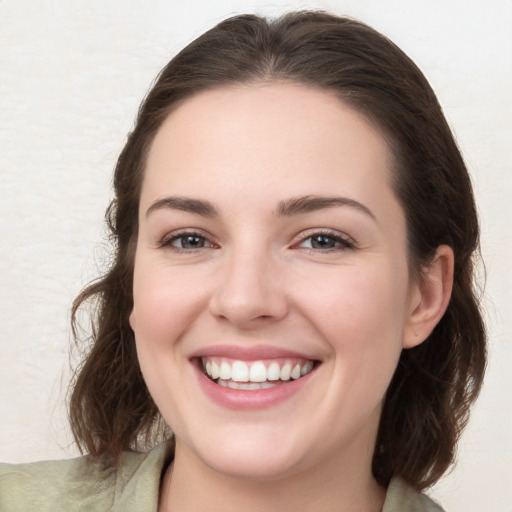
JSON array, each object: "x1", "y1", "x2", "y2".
[{"x1": 142, "y1": 83, "x2": 396, "y2": 211}]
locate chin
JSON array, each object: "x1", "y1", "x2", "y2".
[
  {"x1": 201, "y1": 447, "x2": 306, "y2": 482},
  {"x1": 181, "y1": 425, "x2": 311, "y2": 482}
]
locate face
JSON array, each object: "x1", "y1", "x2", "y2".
[{"x1": 130, "y1": 83, "x2": 422, "y2": 481}]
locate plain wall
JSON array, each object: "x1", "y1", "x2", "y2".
[{"x1": 0, "y1": 1, "x2": 511, "y2": 511}]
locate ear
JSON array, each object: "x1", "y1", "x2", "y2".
[
  {"x1": 129, "y1": 309, "x2": 136, "y2": 331},
  {"x1": 403, "y1": 245, "x2": 454, "y2": 349}
]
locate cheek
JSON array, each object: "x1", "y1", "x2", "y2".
[
  {"x1": 292, "y1": 262, "x2": 409, "y2": 397},
  {"x1": 131, "y1": 263, "x2": 207, "y2": 348},
  {"x1": 130, "y1": 264, "x2": 210, "y2": 428},
  {"x1": 297, "y1": 263, "x2": 408, "y2": 341},
  {"x1": 130, "y1": 264, "x2": 202, "y2": 391}
]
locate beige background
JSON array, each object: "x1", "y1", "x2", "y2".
[{"x1": 1, "y1": 1, "x2": 511, "y2": 511}]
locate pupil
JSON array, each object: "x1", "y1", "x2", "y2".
[
  {"x1": 183, "y1": 235, "x2": 203, "y2": 248},
  {"x1": 312, "y1": 235, "x2": 335, "y2": 248}
]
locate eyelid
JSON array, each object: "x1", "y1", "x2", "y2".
[
  {"x1": 157, "y1": 227, "x2": 356, "y2": 252},
  {"x1": 158, "y1": 228, "x2": 218, "y2": 250},
  {"x1": 291, "y1": 228, "x2": 357, "y2": 250}
]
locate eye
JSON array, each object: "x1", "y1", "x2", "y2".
[
  {"x1": 296, "y1": 231, "x2": 355, "y2": 251},
  {"x1": 159, "y1": 231, "x2": 216, "y2": 252},
  {"x1": 173, "y1": 234, "x2": 207, "y2": 249}
]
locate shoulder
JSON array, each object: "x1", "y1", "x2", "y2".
[
  {"x1": 0, "y1": 454, "x2": 116, "y2": 512},
  {"x1": 383, "y1": 477, "x2": 446, "y2": 512},
  {"x1": 0, "y1": 442, "x2": 172, "y2": 512}
]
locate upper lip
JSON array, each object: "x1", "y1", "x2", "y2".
[{"x1": 189, "y1": 344, "x2": 317, "y2": 361}]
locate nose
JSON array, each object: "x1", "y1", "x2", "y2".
[{"x1": 208, "y1": 245, "x2": 289, "y2": 329}]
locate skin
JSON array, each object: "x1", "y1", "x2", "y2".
[{"x1": 129, "y1": 83, "x2": 453, "y2": 512}]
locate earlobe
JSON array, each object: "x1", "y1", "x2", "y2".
[
  {"x1": 403, "y1": 245, "x2": 454, "y2": 349},
  {"x1": 129, "y1": 309, "x2": 136, "y2": 331}
]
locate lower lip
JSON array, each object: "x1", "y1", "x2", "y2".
[{"x1": 195, "y1": 364, "x2": 315, "y2": 410}]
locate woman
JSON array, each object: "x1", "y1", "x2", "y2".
[{"x1": 0, "y1": 11, "x2": 486, "y2": 512}]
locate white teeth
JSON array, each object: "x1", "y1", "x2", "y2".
[
  {"x1": 280, "y1": 364, "x2": 292, "y2": 381},
  {"x1": 249, "y1": 361, "x2": 267, "y2": 382},
  {"x1": 219, "y1": 361, "x2": 231, "y2": 380},
  {"x1": 218, "y1": 379, "x2": 276, "y2": 390},
  {"x1": 231, "y1": 361, "x2": 249, "y2": 382},
  {"x1": 301, "y1": 361, "x2": 313, "y2": 376},
  {"x1": 210, "y1": 361, "x2": 220, "y2": 380},
  {"x1": 267, "y1": 362, "x2": 281, "y2": 381},
  {"x1": 202, "y1": 358, "x2": 315, "y2": 385}
]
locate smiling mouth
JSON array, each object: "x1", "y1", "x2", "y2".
[{"x1": 200, "y1": 357, "x2": 316, "y2": 390}]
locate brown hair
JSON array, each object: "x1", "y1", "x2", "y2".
[{"x1": 69, "y1": 11, "x2": 486, "y2": 490}]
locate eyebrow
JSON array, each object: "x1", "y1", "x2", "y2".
[
  {"x1": 146, "y1": 196, "x2": 219, "y2": 218},
  {"x1": 145, "y1": 194, "x2": 375, "y2": 221},
  {"x1": 275, "y1": 195, "x2": 376, "y2": 221}
]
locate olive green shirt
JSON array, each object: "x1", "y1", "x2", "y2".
[{"x1": 0, "y1": 442, "x2": 445, "y2": 511}]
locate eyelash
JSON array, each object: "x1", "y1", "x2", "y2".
[
  {"x1": 158, "y1": 230, "x2": 217, "y2": 253},
  {"x1": 293, "y1": 229, "x2": 356, "y2": 252},
  {"x1": 159, "y1": 229, "x2": 356, "y2": 254}
]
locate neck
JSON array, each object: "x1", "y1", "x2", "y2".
[{"x1": 159, "y1": 440, "x2": 386, "y2": 512}]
